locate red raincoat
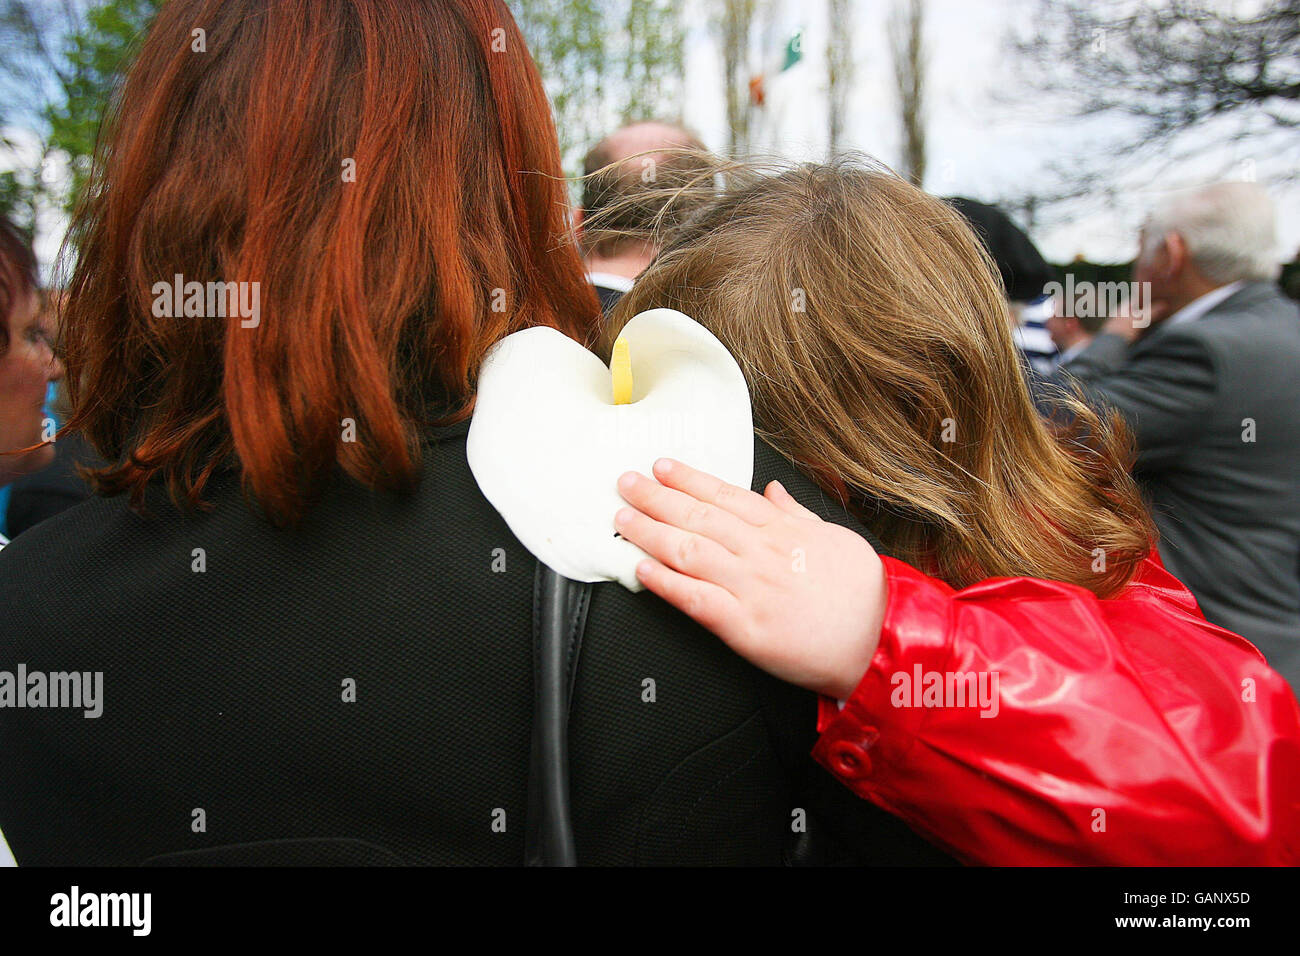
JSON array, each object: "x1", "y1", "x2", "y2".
[{"x1": 812, "y1": 553, "x2": 1300, "y2": 865}]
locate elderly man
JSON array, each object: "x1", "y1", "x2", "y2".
[{"x1": 1056, "y1": 183, "x2": 1300, "y2": 689}]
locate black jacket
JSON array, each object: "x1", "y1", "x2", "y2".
[
  {"x1": 592, "y1": 282, "x2": 625, "y2": 316},
  {"x1": 0, "y1": 421, "x2": 950, "y2": 865},
  {"x1": 1056, "y1": 282, "x2": 1300, "y2": 687},
  {"x1": 4, "y1": 432, "x2": 101, "y2": 538}
]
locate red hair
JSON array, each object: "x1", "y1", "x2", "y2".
[{"x1": 61, "y1": 0, "x2": 600, "y2": 523}]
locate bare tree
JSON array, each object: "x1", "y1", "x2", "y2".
[
  {"x1": 716, "y1": 0, "x2": 758, "y2": 158},
  {"x1": 1021, "y1": 0, "x2": 1300, "y2": 149},
  {"x1": 827, "y1": 0, "x2": 853, "y2": 155},
  {"x1": 1006, "y1": 0, "x2": 1300, "y2": 213},
  {"x1": 0, "y1": 0, "x2": 85, "y2": 115},
  {"x1": 890, "y1": 0, "x2": 927, "y2": 186}
]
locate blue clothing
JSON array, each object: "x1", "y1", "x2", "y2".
[{"x1": 1, "y1": 383, "x2": 61, "y2": 538}]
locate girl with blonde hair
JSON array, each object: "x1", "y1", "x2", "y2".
[{"x1": 604, "y1": 157, "x2": 1300, "y2": 864}]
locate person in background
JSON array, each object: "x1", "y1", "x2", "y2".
[
  {"x1": 3, "y1": 288, "x2": 101, "y2": 538},
  {"x1": 946, "y1": 197, "x2": 1057, "y2": 375},
  {"x1": 576, "y1": 121, "x2": 710, "y2": 313},
  {"x1": 1053, "y1": 182, "x2": 1300, "y2": 689},
  {"x1": 1045, "y1": 291, "x2": 1106, "y2": 372},
  {"x1": 0, "y1": 217, "x2": 63, "y2": 549}
]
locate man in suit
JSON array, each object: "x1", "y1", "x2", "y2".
[
  {"x1": 576, "y1": 121, "x2": 710, "y2": 313},
  {"x1": 1055, "y1": 183, "x2": 1300, "y2": 689}
]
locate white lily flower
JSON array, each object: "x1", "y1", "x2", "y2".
[{"x1": 467, "y1": 308, "x2": 754, "y2": 591}]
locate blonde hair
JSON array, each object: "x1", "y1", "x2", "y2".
[{"x1": 601, "y1": 157, "x2": 1155, "y2": 597}]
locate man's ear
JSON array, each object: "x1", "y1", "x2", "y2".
[
  {"x1": 572, "y1": 206, "x2": 585, "y2": 236},
  {"x1": 1163, "y1": 231, "x2": 1188, "y2": 278}
]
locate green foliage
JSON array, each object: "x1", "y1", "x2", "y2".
[
  {"x1": 4, "y1": 0, "x2": 685, "y2": 218},
  {"x1": 621, "y1": 0, "x2": 686, "y2": 125},
  {"x1": 1051, "y1": 260, "x2": 1132, "y2": 287},
  {"x1": 45, "y1": 0, "x2": 159, "y2": 210},
  {"x1": 513, "y1": 0, "x2": 609, "y2": 170},
  {"x1": 510, "y1": 0, "x2": 687, "y2": 173},
  {"x1": 0, "y1": 168, "x2": 31, "y2": 229}
]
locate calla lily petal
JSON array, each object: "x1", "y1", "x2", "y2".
[{"x1": 467, "y1": 308, "x2": 754, "y2": 591}]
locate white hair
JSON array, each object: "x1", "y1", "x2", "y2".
[{"x1": 1141, "y1": 182, "x2": 1280, "y2": 284}]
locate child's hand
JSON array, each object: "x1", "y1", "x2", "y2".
[{"x1": 615, "y1": 458, "x2": 886, "y2": 700}]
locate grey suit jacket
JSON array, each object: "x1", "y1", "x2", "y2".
[{"x1": 1056, "y1": 282, "x2": 1300, "y2": 688}]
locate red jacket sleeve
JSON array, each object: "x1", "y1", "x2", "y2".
[{"x1": 811, "y1": 553, "x2": 1300, "y2": 865}]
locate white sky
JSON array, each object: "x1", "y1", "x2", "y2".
[
  {"x1": 679, "y1": 0, "x2": 1300, "y2": 264},
  {"x1": 5, "y1": 0, "x2": 1298, "y2": 270}
]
